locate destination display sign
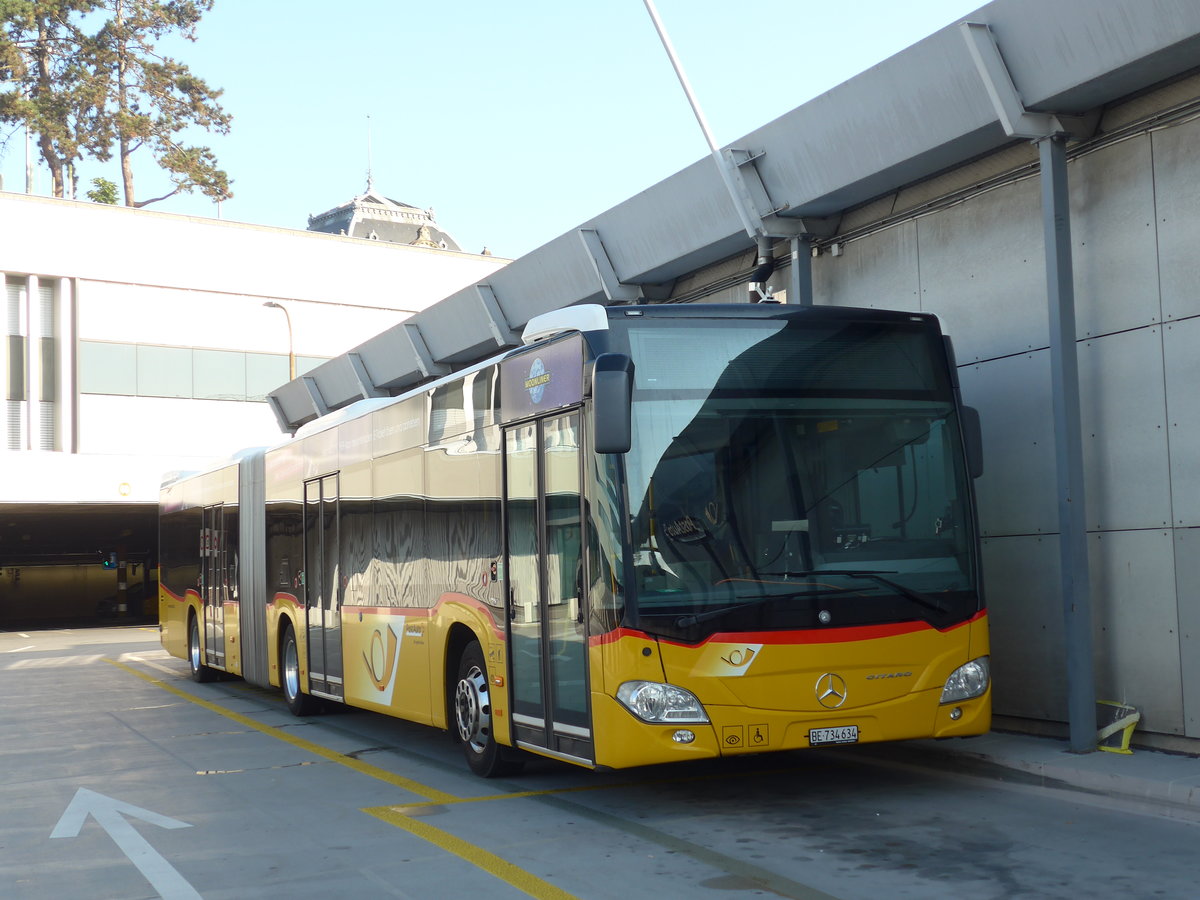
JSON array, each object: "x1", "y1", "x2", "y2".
[{"x1": 499, "y1": 334, "x2": 584, "y2": 422}]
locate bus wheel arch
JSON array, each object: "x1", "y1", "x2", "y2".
[
  {"x1": 452, "y1": 637, "x2": 523, "y2": 777},
  {"x1": 187, "y1": 608, "x2": 215, "y2": 683},
  {"x1": 443, "y1": 624, "x2": 476, "y2": 728},
  {"x1": 279, "y1": 618, "x2": 318, "y2": 716}
]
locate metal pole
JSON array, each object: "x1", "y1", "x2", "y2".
[
  {"x1": 263, "y1": 302, "x2": 295, "y2": 381},
  {"x1": 642, "y1": 0, "x2": 760, "y2": 241},
  {"x1": 25, "y1": 118, "x2": 34, "y2": 194},
  {"x1": 1038, "y1": 134, "x2": 1096, "y2": 753}
]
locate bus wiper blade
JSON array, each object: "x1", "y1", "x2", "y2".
[
  {"x1": 762, "y1": 570, "x2": 946, "y2": 616},
  {"x1": 675, "y1": 586, "x2": 878, "y2": 628}
]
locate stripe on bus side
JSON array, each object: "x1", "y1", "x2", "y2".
[{"x1": 589, "y1": 610, "x2": 987, "y2": 648}]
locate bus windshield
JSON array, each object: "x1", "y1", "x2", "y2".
[{"x1": 618, "y1": 315, "x2": 978, "y2": 641}]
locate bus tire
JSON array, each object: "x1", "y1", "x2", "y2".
[
  {"x1": 188, "y1": 614, "x2": 216, "y2": 683},
  {"x1": 281, "y1": 622, "x2": 318, "y2": 716},
  {"x1": 455, "y1": 640, "x2": 523, "y2": 778}
]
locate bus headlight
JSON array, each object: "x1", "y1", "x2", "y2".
[
  {"x1": 616, "y1": 681, "x2": 710, "y2": 724},
  {"x1": 940, "y1": 656, "x2": 990, "y2": 703}
]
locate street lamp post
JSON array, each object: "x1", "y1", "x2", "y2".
[{"x1": 262, "y1": 301, "x2": 296, "y2": 381}]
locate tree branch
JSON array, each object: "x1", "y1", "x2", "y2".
[{"x1": 131, "y1": 184, "x2": 181, "y2": 207}]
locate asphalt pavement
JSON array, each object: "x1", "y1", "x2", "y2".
[{"x1": 7, "y1": 625, "x2": 1200, "y2": 826}]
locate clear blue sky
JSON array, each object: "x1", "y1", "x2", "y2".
[{"x1": 0, "y1": 0, "x2": 986, "y2": 259}]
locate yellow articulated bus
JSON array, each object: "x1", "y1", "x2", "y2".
[{"x1": 160, "y1": 302, "x2": 989, "y2": 777}]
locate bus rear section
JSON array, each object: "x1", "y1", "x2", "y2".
[{"x1": 159, "y1": 452, "x2": 269, "y2": 689}]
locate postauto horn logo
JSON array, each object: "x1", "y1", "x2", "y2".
[{"x1": 524, "y1": 358, "x2": 551, "y2": 404}]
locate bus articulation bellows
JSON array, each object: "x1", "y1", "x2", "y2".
[{"x1": 159, "y1": 302, "x2": 990, "y2": 776}]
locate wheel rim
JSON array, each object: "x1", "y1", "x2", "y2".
[
  {"x1": 455, "y1": 664, "x2": 490, "y2": 752},
  {"x1": 283, "y1": 636, "x2": 301, "y2": 701},
  {"x1": 189, "y1": 621, "x2": 201, "y2": 671}
]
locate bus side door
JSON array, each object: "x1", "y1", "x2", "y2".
[
  {"x1": 303, "y1": 473, "x2": 344, "y2": 701},
  {"x1": 200, "y1": 504, "x2": 229, "y2": 669},
  {"x1": 504, "y1": 410, "x2": 592, "y2": 765}
]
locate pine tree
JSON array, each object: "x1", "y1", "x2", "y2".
[
  {"x1": 0, "y1": 0, "x2": 108, "y2": 198},
  {"x1": 93, "y1": 0, "x2": 232, "y2": 207},
  {"x1": 0, "y1": 0, "x2": 232, "y2": 207}
]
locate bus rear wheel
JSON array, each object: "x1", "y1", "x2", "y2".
[
  {"x1": 188, "y1": 615, "x2": 216, "y2": 683},
  {"x1": 281, "y1": 623, "x2": 318, "y2": 716},
  {"x1": 455, "y1": 640, "x2": 523, "y2": 778}
]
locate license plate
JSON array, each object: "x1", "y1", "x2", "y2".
[{"x1": 809, "y1": 725, "x2": 859, "y2": 746}]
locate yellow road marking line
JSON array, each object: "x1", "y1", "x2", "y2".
[
  {"x1": 108, "y1": 658, "x2": 580, "y2": 899},
  {"x1": 110, "y1": 658, "x2": 689, "y2": 808},
  {"x1": 110, "y1": 656, "x2": 821, "y2": 900},
  {"x1": 363, "y1": 805, "x2": 578, "y2": 900},
  {"x1": 105, "y1": 658, "x2": 456, "y2": 804},
  {"x1": 400, "y1": 764, "x2": 815, "y2": 808},
  {"x1": 375, "y1": 779, "x2": 688, "y2": 810}
]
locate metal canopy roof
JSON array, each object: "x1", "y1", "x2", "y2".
[{"x1": 268, "y1": 0, "x2": 1200, "y2": 433}]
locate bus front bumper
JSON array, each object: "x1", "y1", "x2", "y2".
[{"x1": 590, "y1": 689, "x2": 991, "y2": 770}]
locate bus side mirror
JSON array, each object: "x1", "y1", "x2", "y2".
[
  {"x1": 961, "y1": 405, "x2": 984, "y2": 480},
  {"x1": 592, "y1": 353, "x2": 634, "y2": 454}
]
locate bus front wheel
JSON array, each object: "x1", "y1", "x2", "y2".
[
  {"x1": 454, "y1": 641, "x2": 523, "y2": 778},
  {"x1": 281, "y1": 623, "x2": 318, "y2": 716}
]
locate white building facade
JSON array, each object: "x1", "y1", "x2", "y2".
[{"x1": 0, "y1": 191, "x2": 506, "y2": 623}]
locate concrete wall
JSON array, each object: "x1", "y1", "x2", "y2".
[{"x1": 813, "y1": 115, "x2": 1200, "y2": 739}]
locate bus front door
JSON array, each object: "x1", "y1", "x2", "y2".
[
  {"x1": 303, "y1": 473, "x2": 344, "y2": 701},
  {"x1": 505, "y1": 411, "x2": 592, "y2": 765},
  {"x1": 200, "y1": 504, "x2": 228, "y2": 669}
]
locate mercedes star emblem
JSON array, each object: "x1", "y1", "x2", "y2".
[{"x1": 815, "y1": 672, "x2": 848, "y2": 709}]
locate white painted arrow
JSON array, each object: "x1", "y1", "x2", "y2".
[{"x1": 50, "y1": 787, "x2": 201, "y2": 900}]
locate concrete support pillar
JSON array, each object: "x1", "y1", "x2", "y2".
[
  {"x1": 56, "y1": 278, "x2": 76, "y2": 453},
  {"x1": 25, "y1": 274, "x2": 42, "y2": 450},
  {"x1": 1039, "y1": 134, "x2": 1097, "y2": 753},
  {"x1": 1, "y1": 272, "x2": 9, "y2": 449}
]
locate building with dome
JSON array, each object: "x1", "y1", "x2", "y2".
[{"x1": 306, "y1": 184, "x2": 469, "y2": 252}]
